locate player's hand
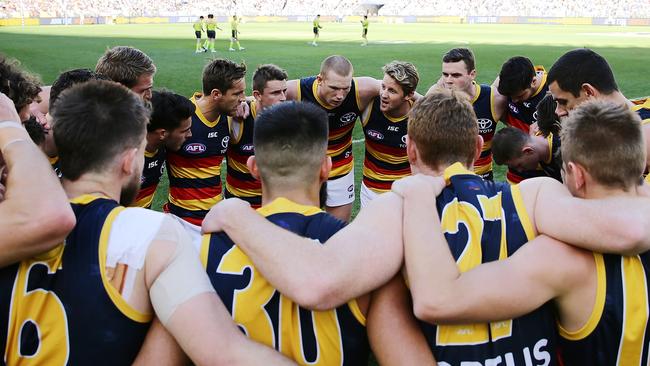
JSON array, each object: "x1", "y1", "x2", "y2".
[
  {"x1": 529, "y1": 122, "x2": 540, "y2": 136},
  {"x1": 0, "y1": 92, "x2": 21, "y2": 123},
  {"x1": 392, "y1": 174, "x2": 446, "y2": 199},
  {"x1": 202, "y1": 198, "x2": 252, "y2": 234},
  {"x1": 235, "y1": 101, "x2": 250, "y2": 119}
]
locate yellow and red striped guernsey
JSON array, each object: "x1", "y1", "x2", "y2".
[
  {"x1": 559, "y1": 253, "x2": 650, "y2": 365},
  {"x1": 224, "y1": 100, "x2": 262, "y2": 208},
  {"x1": 298, "y1": 76, "x2": 362, "y2": 180},
  {"x1": 361, "y1": 96, "x2": 410, "y2": 193},
  {"x1": 133, "y1": 148, "x2": 165, "y2": 208},
  {"x1": 166, "y1": 93, "x2": 230, "y2": 225},
  {"x1": 471, "y1": 83, "x2": 499, "y2": 180}
]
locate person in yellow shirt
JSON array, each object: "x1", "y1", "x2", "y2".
[
  {"x1": 311, "y1": 14, "x2": 322, "y2": 46},
  {"x1": 193, "y1": 16, "x2": 206, "y2": 53},
  {"x1": 229, "y1": 15, "x2": 245, "y2": 51},
  {"x1": 360, "y1": 15, "x2": 369, "y2": 46},
  {"x1": 203, "y1": 14, "x2": 222, "y2": 53}
]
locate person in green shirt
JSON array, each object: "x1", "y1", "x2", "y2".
[
  {"x1": 193, "y1": 16, "x2": 206, "y2": 53},
  {"x1": 229, "y1": 15, "x2": 245, "y2": 51},
  {"x1": 311, "y1": 14, "x2": 322, "y2": 46},
  {"x1": 203, "y1": 13, "x2": 222, "y2": 53},
  {"x1": 361, "y1": 15, "x2": 369, "y2": 46}
]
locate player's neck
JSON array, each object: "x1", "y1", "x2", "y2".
[
  {"x1": 145, "y1": 132, "x2": 162, "y2": 153},
  {"x1": 195, "y1": 96, "x2": 223, "y2": 122},
  {"x1": 385, "y1": 100, "x2": 411, "y2": 119},
  {"x1": 464, "y1": 82, "x2": 477, "y2": 99},
  {"x1": 261, "y1": 184, "x2": 321, "y2": 208},
  {"x1": 62, "y1": 174, "x2": 122, "y2": 202},
  {"x1": 531, "y1": 136, "x2": 550, "y2": 162},
  {"x1": 583, "y1": 183, "x2": 639, "y2": 200}
]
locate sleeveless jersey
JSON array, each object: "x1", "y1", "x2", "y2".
[
  {"x1": 166, "y1": 93, "x2": 230, "y2": 226},
  {"x1": 471, "y1": 83, "x2": 499, "y2": 180},
  {"x1": 539, "y1": 132, "x2": 562, "y2": 182},
  {"x1": 504, "y1": 66, "x2": 549, "y2": 184},
  {"x1": 559, "y1": 252, "x2": 650, "y2": 365},
  {"x1": 49, "y1": 155, "x2": 62, "y2": 178},
  {"x1": 361, "y1": 96, "x2": 410, "y2": 193},
  {"x1": 298, "y1": 76, "x2": 362, "y2": 180},
  {"x1": 422, "y1": 163, "x2": 558, "y2": 366},
  {"x1": 200, "y1": 198, "x2": 369, "y2": 365},
  {"x1": 0, "y1": 196, "x2": 152, "y2": 365},
  {"x1": 134, "y1": 148, "x2": 165, "y2": 208},
  {"x1": 224, "y1": 100, "x2": 262, "y2": 208}
]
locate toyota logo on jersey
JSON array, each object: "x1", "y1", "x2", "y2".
[{"x1": 477, "y1": 118, "x2": 493, "y2": 131}]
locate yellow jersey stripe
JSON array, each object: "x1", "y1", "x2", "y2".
[{"x1": 617, "y1": 255, "x2": 649, "y2": 365}]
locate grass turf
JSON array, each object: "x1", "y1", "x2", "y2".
[{"x1": 1, "y1": 21, "x2": 648, "y2": 215}]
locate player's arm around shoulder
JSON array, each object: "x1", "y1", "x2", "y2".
[
  {"x1": 367, "y1": 275, "x2": 436, "y2": 366},
  {"x1": 285, "y1": 79, "x2": 300, "y2": 101},
  {"x1": 520, "y1": 177, "x2": 650, "y2": 255},
  {"x1": 354, "y1": 76, "x2": 381, "y2": 110}
]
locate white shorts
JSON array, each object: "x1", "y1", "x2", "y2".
[
  {"x1": 326, "y1": 168, "x2": 355, "y2": 207},
  {"x1": 168, "y1": 213, "x2": 203, "y2": 252},
  {"x1": 360, "y1": 181, "x2": 382, "y2": 209}
]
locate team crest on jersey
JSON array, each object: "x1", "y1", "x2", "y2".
[
  {"x1": 340, "y1": 112, "x2": 357, "y2": 124},
  {"x1": 185, "y1": 143, "x2": 207, "y2": 154},
  {"x1": 367, "y1": 129, "x2": 384, "y2": 140}
]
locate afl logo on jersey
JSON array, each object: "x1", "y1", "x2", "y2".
[
  {"x1": 367, "y1": 130, "x2": 384, "y2": 140},
  {"x1": 477, "y1": 118, "x2": 493, "y2": 133},
  {"x1": 221, "y1": 136, "x2": 230, "y2": 149},
  {"x1": 340, "y1": 112, "x2": 357, "y2": 124},
  {"x1": 185, "y1": 143, "x2": 206, "y2": 154},
  {"x1": 242, "y1": 144, "x2": 255, "y2": 152}
]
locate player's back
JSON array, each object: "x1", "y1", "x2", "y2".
[
  {"x1": 559, "y1": 251, "x2": 650, "y2": 365},
  {"x1": 0, "y1": 196, "x2": 151, "y2": 365},
  {"x1": 201, "y1": 197, "x2": 369, "y2": 365},
  {"x1": 421, "y1": 163, "x2": 558, "y2": 365}
]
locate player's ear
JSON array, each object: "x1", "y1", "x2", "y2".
[
  {"x1": 405, "y1": 90, "x2": 415, "y2": 101},
  {"x1": 252, "y1": 90, "x2": 262, "y2": 103},
  {"x1": 155, "y1": 128, "x2": 167, "y2": 141},
  {"x1": 581, "y1": 83, "x2": 598, "y2": 98},
  {"x1": 211, "y1": 88, "x2": 223, "y2": 99},
  {"x1": 121, "y1": 147, "x2": 139, "y2": 176},
  {"x1": 566, "y1": 161, "x2": 587, "y2": 195},
  {"x1": 522, "y1": 146, "x2": 534, "y2": 155},
  {"x1": 474, "y1": 134, "x2": 484, "y2": 163},
  {"x1": 319, "y1": 156, "x2": 332, "y2": 184},
  {"x1": 247, "y1": 156, "x2": 261, "y2": 180},
  {"x1": 406, "y1": 135, "x2": 418, "y2": 165},
  {"x1": 469, "y1": 69, "x2": 477, "y2": 79}
]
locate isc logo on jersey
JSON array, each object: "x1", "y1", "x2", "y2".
[
  {"x1": 185, "y1": 143, "x2": 207, "y2": 154},
  {"x1": 367, "y1": 130, "x2": 384, "y2": 140},
  {"x1": 477, "y1": 118, "x2": 493, "y2": 134}
]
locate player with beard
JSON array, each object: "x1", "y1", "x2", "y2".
[
  {"x1": 0, "y1": 80, "x2": 293, "y2": 365},
  {"x1": 133, "y1": 90, "x2": 193, "y2": 208},
  {"x1": 288, "y1": 55, "x2": 381, "y2": 221},
  {"x1": 360, "y1": 61, "x2": 418, "y2": 208}
]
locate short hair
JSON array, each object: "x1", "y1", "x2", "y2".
[
  {"x1": 408, "y1": 89, "x2": 477, "y2": 170},
  {"x1": 492, "y1": 127, "x2": 530, "y2": 165},
  {"x1": 207, "y1": 14, "x2": 214, "y2": 18},
  {"x1": 202, "y1": 58, "x2": 247, "y2": 95},
  {"x1": 560, "y1": 100, "x2": 645, "y2": 190},
  {"x1": 200, "y1": 16, "x2": 204, "y2": 19},
  {"x1": 149, "y1": 90, "x2": 195, "y2": 132},
  {"x1": 253, "y1": 101, "x2": 328, "y2": 189},
  {"x1": 497, "y1": 56, "x2": 535, "y2": 97},
  {"x1": 52, "y1": 80, "x2": 149, "y2": 181},
  {"x1": 252, "y1": 64, "x2": 288, "y2": 92},
  {"x1": 320, "y1": 55, "x2": 353, "y2": 78},
  {"x1": 0, "y1": 54, "x2": 42, "y2": 113},
  {"x1": 23, "y1": 116, "x2": 46, "y2": 146},
  {"x1": 382, "y1": 60, "x2": 419, "y2": 96},
  {"x1": 536, "y1": 93, "x2": 561, "y2": 136},
  {"x1": 50, "y1": 68, "x2": 110, "y2": 108},
  {"x1": 442, "y1": 48, "x2": 475, "y2": 72},
  {"x1": 95, "y1": 46, "x2": 156, "y2": 89},
  {"x1": 548, "y1": 48, "x2": 618, "y2": 98}
]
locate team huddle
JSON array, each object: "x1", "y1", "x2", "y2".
[{"x1": 0, "y1": 43, "x2": 649, "y2": 366}]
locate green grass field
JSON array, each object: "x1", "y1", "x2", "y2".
[{"x1": 1, "y1": 22, "x2": 649, "y2": 214}]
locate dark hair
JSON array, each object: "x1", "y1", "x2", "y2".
[
  {"x1": 442, "y1": 48, "x2": 475, "y2": 72},
  {"x1": 497, "y1": 56, "x2": 535, "y2": 97},
  {"x1": 50, "y1": 68, "x2": 110, "y2": 108},
  {"x1": 208, "y1": 14, "x2": 214, "y2": 18},
  {"x1": 536, "y1": 93, "x2": 561, "y2": 136},
  {"x1": 202, "y1": 58, "x2": 247, "y2": 95},
  {"x1": 149, "y1": 90, "x2": 195, "y2": 132},
  {"x1": 0, "y1": 54, "x2": 42, "y2": 114},
  {"x1": 253, "y1": 64, "x2": 288, "y2": 92},
  {"x1": 52, "y1": 80, "x2": 149, "y2": 181},
  {"x1": 200, "y1": 16, "x2": 204, "y2": 19},
  {"x1": 548, "y1": 48, "x2": 618, "y2": 97},
  {"x1": 23, "y1": 116, "x2": 46, "y2": 146},
  {"x1": 492, "y1": 127, "x2": 530, "y2": 165},
  {"x1": 95, "y1": 46, "x2": 156, "y2": 88},
  {"x1": 253, "y1": 101, "x2": 328, "y2": 187}
]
